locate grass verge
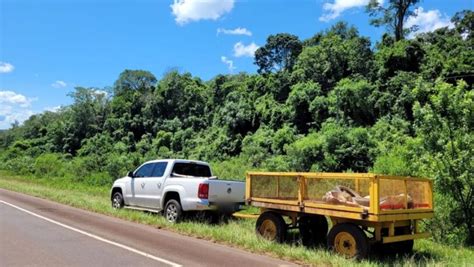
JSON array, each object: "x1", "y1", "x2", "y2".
[{"x1": 0, "y1": 172, "x2": 472, "y2": 266}]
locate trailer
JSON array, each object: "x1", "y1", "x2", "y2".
[{"x1": 246, "y1": 172, "x2": 434, "y2": 259}]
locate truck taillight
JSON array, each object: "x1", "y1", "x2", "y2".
[{"x1": 198, "y1": 183, "x2": 209, "y2": 199}]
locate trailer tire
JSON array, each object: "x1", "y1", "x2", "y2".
[
  {"x1": 299, "y1": 215, "x2": 328, "y2": 247},
  {"x1": 256, "y1": 212, "x2": 287, "y2": 243},
  {"x1": 327, "y1": 223, "x2": 369, "y2": 259}
]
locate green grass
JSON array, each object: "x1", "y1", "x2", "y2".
[{"x1": 0, "y1": 171, "x2": 472, "y2": 266}]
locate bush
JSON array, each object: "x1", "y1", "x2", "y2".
[
  {"x1": 34, "y1": 153, "x2": 66, "y2": 177},
  {"x1": 211, "y1": 157, "x2": 252, "y2": 181},
  {"x1": 84, "y1": 172, "x2": 112, "y2": 186},
  {"x1": 3, "y1": 156, "x2": 35, "y2": 175}
]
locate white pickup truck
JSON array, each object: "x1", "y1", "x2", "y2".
[{"x1": 110, "y1": 159, "x2": 245, "y2": 223}]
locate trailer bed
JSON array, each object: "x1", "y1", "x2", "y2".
[{"x1": 246, "y1": 172, "x2": 434, "y2": 259}]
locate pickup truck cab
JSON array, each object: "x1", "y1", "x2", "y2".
[{"x1": 110, "y1": 159, "x2": 245, "y2": 223}]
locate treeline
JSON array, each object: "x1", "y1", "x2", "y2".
[{"x1": 1, "y1": 11, "x2": 473, "y2": 245}]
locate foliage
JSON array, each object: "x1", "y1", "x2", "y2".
[
  {"x1": 0, "y1": 10, "x2": 472, "y2": 246},
  {"x1": 254, "y1": 33, "x2": 303, "y2": 74},
  {"x1": 414, "y1": 80, "x2": 474, "y2": 245}
]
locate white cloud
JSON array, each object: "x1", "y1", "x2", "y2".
[
  {"x1": 217, "y1": 27, "x2": 252, "y2": 36},
  {"x1": 171, "y1": 0, "x2": 234, "y2": 25},
  {"x1": 406, "y1": 7, "x2": 454, "y2": 37},
  {"x1": 51, "y1": 80, "x2": 67, "y2": 88},
  {"x1": 0, "y1": 90, "x2": 35, "y2": 108},
  {"x1": 0, "y1": 62, "x2": 14, "y2": 73},
  {"x1": 320, "y1": 0, "x2": 383, "y2": 22},
  {"x1": 221, "y1": 56, "x2": 236, "y2": 73},
  {"x1": 233, "y1": 42, "x2": 259, "y2": 58},
  {"x1": 0, "y1": 107, "x2": 34, "y2": 129},
  {"x1": 0, "y1": 90, "x2": 37, "y2": 129},
  {"x1": 44, "y1": 106, "x2": 61, "y2": 112},
  {"x1": 93, "y1": 89, "x2": 108, "y2": 97}
]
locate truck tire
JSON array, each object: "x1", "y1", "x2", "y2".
[
  {"x1": 299, "y1": 215, "x2": 328, "y2": 247},
  {"x1": 165, "y1": 199, "x2": 183, "y2": 223},
  {"x1": 255, "y1": 212, "x2": 287, "y2": 243},
  {"x1": 327, "y1": 223, "x2": 369, "y2": 259},
  {"x1": 112, "y1": 192, "x2": 124, "y2": 209}
]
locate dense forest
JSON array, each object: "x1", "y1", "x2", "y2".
[{"x1": 0, "y1": 6, "x2": 472, "y2": 246}]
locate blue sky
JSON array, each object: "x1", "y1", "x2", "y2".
[{"x1": 0, "y1": 0, "x2": 471, "y2": 129}]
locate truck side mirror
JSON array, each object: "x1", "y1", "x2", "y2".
[{"x1": 127, "y1": 171, "x2": 134, "y2": 178}]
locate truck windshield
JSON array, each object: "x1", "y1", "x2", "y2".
[{"x1": 172, "y1": 163, "x2": 212, "y2": 177}]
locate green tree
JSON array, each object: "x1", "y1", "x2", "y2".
[
  {"x1": 254, "y1": 33, "x2": 303, "y2": 74},
  {"x1": 293, "y1": 30, "x2": 373, "y2": 90},
  {"x1": 114, "y1": 69, "x2": 157, "y2": 95},
  {"x1": 414, "y1": 80, "x2": 474, "y2": 245},
  {"x1": 328, "y1": 78, "x2": 376, "y2": 125},
  {"x1": 367, "y1": 0, "x2": 420, "y2": 41},
  {"x1": 63, "y1": 87, "x2": 109, "y2": 154}
]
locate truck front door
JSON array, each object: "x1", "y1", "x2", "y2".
[
  {"x1": 131, "y1": 163, "x2": 155, "y2": 207},
  {"x1": 141, "y1": 162, "x2": 168, "y2": 209}
]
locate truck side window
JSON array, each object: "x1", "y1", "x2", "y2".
[
  {"x1": 134, "y1": 163, "x2": 154, "y2": 178},
  {"x1": 151, "y1": 162, "x2": 167, "y2": 177}
]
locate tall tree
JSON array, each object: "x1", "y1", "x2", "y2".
[
  {"x1": 113, "y1": 69, "x2": 157, "y2": 95},
  {"x1": 414, "y1": 80, "x2": 474, "y2": 245},
  {"x1": 367, "y1": 0, "x2": 420, "y2": 41},
  {"x1": 254, "y1": 33, "x2": 303, "y2": 74}
]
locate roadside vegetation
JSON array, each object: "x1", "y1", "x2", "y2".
[
  {"x1": 0, "y1": 2, "x2": 472, "y2": 252},
  {"x1": 1, "y1": 172, "x2": 473, "y2": 266}
]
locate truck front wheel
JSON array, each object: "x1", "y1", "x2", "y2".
[
  {"x1": 164, "y1": 199, "x2": 183, "y2": 223},
  {"x1": 112, "y1": 192, "x2": 124, "y2": 209}
]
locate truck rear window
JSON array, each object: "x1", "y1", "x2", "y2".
[{"x1": 172, "y1": 163, "x2": 212, "y2": 177}]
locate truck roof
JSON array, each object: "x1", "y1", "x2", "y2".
[{"x1": 145, "y1": 159, "x2": 210, "y2": 166}]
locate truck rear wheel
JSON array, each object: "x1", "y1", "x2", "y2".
[
  {"x1": 164, "y1": 199, "x2": 183, "y2": 223},
  {"x1": 299, "y1": 215, "x2": 328, "y2": 247},
  {"x1": 256, "y1": 212, "x2": 287, "y2": 243},
  {"x1": 327, "y1": 223, "x2": 369, "y2": 259}
]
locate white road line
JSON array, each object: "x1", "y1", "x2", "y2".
[{"x1": 0, "y1": 200, "x2": 182, "y2": 267}]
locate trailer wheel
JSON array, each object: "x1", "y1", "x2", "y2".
[
  {"x1": 256, "y1": 212, "x2": 287, "y2": 243},
  {"x1": 299, "y1": 215, "x2": 328, "y2": 247},
  {"x1": 327, "y1": 223, "x2": 369, "y2": 259}
]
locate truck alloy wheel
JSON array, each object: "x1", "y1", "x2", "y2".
[
  {"x1": 165, "y1": 199, "x2": 182, "y2": 223},
  {"x1": 112, "y1": 192, "x2": 124, "y2": 209}
]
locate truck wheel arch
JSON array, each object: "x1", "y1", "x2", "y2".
[
  {"x1": 111, "y1": 187, "x2": 123, "y2": 201},
  {"x1": 162, "y1": 191, "x2": 181, "y2": 209}
]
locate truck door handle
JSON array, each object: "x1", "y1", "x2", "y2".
[
  {"x1": 157, "y1": 183, "x2": 162, "y2": 189},
  {"x1": 141, "y1": 182, "x2": 145, "y2": 189}
]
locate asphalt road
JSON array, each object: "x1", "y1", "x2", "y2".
[{"x1": 0, "y1": 189, "x2": 296, "y2": 267}]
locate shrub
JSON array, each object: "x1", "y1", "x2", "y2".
[{"x1": 34, "y1": 153, "x2": 65, "y2": 177}]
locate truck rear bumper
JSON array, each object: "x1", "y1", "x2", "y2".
[
  {"x1": 190, "y1": 199, "x2": 215, "y2": 211},
  {"x1": 187, "y1": 199, "x2": 244, "y2": 213}
]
